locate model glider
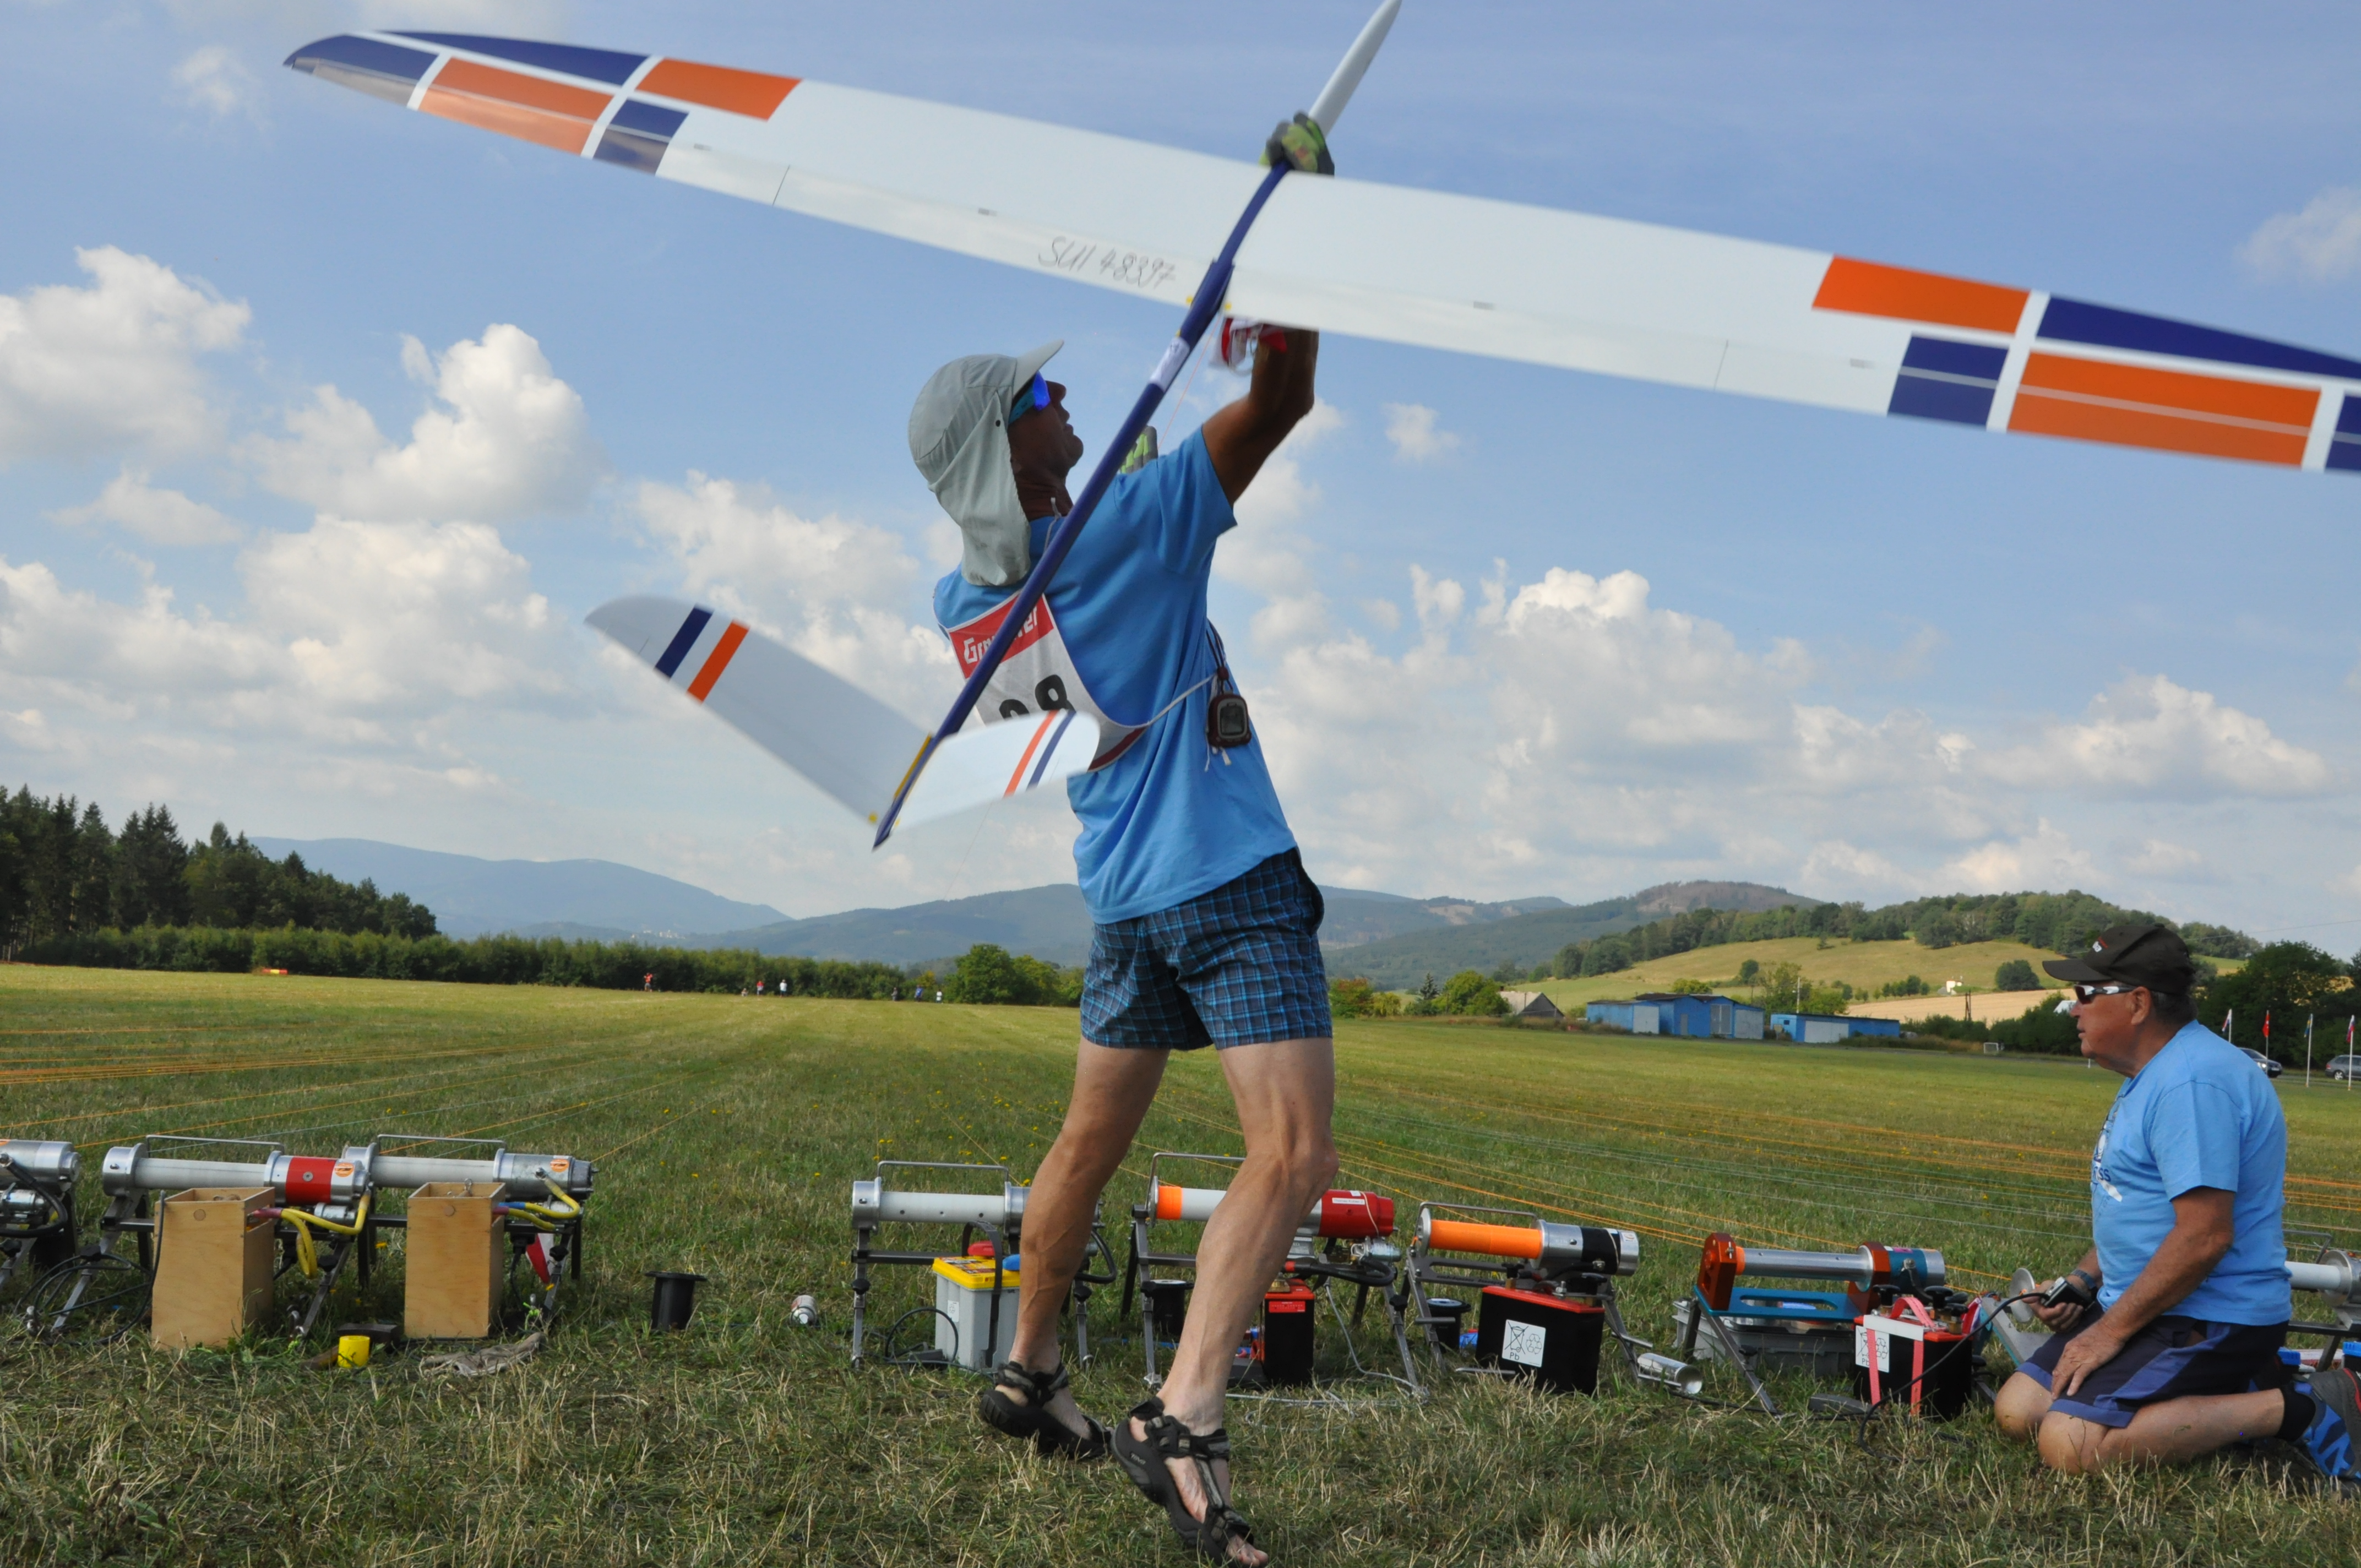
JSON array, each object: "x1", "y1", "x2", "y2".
[
  {"x1": 291, "y1": 27, "x2": 2361, "y2": 477},
  {"x1": 586, "y1": 596, "x2": 1096, "y2": 830}
]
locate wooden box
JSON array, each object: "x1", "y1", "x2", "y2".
[
  {"x1": 153, "y1": 1188, "x2": 275, "y2": 1349},
  {"x1": 404, "y1": 1181, "x2": 508, "y2": 1340}
]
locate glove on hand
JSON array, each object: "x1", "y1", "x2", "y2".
[
  {"x1": 1216, "y1": 317, "x2": 1290, "y2": 372},
  {"x1": 1261, "y1": 111, "x2": 1334, "y2": 176}
]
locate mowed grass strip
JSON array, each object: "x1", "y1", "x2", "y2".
[{"x1": 2, "y1": 966, "x2": 2358, "y2": 1567}]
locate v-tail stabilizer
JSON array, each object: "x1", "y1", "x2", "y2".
[{"x1": 586, "y1": 596, "x2": 1097, "y2": 833}]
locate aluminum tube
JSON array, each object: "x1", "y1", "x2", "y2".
[
  {"x1": 2289, "y1": 1255, "x2": 2357, "y2": 1300},
  {"x1": 869, "y1": 1189, "x2": 1008, "y2": 1227},
  {"x1": 1738, "y1": 1245, "x2": 1872, "y2": 1283},
  {"x1": 105, "y1": 1155, "x2": 275, "y2": 1195},
  {"x1": 371, "y1": 1152, "x2": 589, "y2": 1199}
]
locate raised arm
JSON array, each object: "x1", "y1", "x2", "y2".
[{"x1": 1201, "y1": 328, "x2": 1319, "y2": 504}]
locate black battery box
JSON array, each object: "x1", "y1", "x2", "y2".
[
  {"x1": 1476, "y1": 1284, "x2": 1604, "y2": 1394},
  {"x1": 1259, "y1": 1282, "x2": 1317, "y2": 1385}
]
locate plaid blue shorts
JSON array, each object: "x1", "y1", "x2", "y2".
[{"x1": 1082, "y1": 850, "x2": 1332, "y2": 1050}]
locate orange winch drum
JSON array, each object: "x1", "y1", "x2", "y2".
[{"x1": 1427, "y1": 1218, "x2": 1543, "y2": 1259}]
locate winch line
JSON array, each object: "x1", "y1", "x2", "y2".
[
  {"x1": 1348, "y1": 1102, "x2": 2110, "y2": 1241},
  {"x1": 1368, "y1": 1086, "x2": 2361, "y2": 1234}
]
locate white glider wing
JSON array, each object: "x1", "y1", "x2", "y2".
[
  {"x1": 587, "y1": 596, "x2": 1094, "y2": 829},
  {"x1": 291, "y1": 30, "x2": 2361, "y2": 476}
]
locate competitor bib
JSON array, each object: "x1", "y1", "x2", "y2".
[{"x1": 945, "y1": 592, "x2": 1145, "y2": 769}]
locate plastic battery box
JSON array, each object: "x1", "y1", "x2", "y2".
[
  {"x1": 1476, "y1": 1284, "x2": 1604, "y2": 1393},
  {"x1": 1259, "y1": 1281, "x2": 1318, "y2": 1385},
  {"x1": 1851, "y1": 1311, "x2": 1973, "y2": 1418},
  {"x1": 932, "y1": 1255, "x2": 1020, "y2": 1373}
]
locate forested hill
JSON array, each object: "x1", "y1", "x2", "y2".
[
  {"x1": 1331, "y1": 886, "x2": 2260, "y2": 992},
  {"x1": 1332, "y1": 879, "x2": 1814, "y2": 989},
  {"x1": 0, "y1": 787, "x2": 436, "y2": 953}
]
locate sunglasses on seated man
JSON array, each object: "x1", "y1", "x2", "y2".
[
  {"x1": 1009, "y1": 372, "x2": 1050, "y2": 422},
  {"x1": 2072, "y1": 982, "x2": 2148, "y2": 1001}
]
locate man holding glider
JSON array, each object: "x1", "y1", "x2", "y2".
[
  {"x1": 1993, "y1": 924, "x2": 2358, "y2": 1484},
  {"x1": 905, "y1": 127, "x2": 1337, "y2": 1567}
]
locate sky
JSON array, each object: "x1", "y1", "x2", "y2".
[{"x1": 4, "y1": 0, "x2": 2361, "y2": 937}]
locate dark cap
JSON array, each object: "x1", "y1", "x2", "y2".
[{"x1": 2042, "y1": 922, "x2": 2195, "y2": 993}]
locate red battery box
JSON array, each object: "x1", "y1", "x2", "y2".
[{"x1": 1476, "y1": 1284, "x2": 1604, "y2": 1394}]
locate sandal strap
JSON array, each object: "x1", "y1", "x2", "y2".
[{"x1": 991, "y1": 1359, "x2": 1069, "y2": 1402}]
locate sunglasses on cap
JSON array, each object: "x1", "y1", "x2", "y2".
[
  {"x1": 1009, "y1": 372, "x2": 1049, "y2": 422},
  {"x1": 2072, "y1": 982, "x2": 2143, "y2": 1002}
]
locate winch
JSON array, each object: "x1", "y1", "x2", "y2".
[
  {"x1": 88, "y1": 1132, "x2": 594, "y2": 1343},
  {"x1": 1118, "y1": 1152, "x2": 1419, "y2": 1391},
  {"x1": 1396, "y1": 1202, "x2": 1649, "y2": 1396},
  {"x1": 1674, "y1": 1232, "x2": 1962, "y2": 1415},
  {"x1": 848, "y1": 1159, "x2": 1114, "y2": 1369},
  {"x1": 0, "y1": 1139, "x2": 80, "y2": 1293}
]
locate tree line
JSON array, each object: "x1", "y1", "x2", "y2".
[
  {"x1": 0, "y1": 787, "x2": 436, "y2": 955},
  {"x1": 1543, "y1": 890, "x2": 2256, "y2": 981}
]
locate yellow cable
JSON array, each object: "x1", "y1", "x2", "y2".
[{"x1": 280, "y1": 1195, "x2": 371, "y2": 1279}]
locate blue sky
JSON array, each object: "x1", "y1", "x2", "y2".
[{"x1": 4, "y1": 0, "x2": 2360, "y2": 938}]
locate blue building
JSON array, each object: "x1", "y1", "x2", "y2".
[
  {"x1": 1585, "y1": 999, "x2": 1661, "y2": 1034},
  {"x1": 1769, "y1": 1012, "x2": 1902, "y2": 1043},
  {"x1": 1588, "y1": 995, "x2": 1764, "y2": 1039}
]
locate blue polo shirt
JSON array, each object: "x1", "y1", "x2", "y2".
[
  {"x1": 2090, "y1": 1021, "x2": 2289, "y2": 1325},
  {"x1": 933, "y1": 430, "x2": 1297, "y2": 923}
]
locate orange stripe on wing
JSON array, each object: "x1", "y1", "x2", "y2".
[
  {"x1": 638, "y1": 58, "x2": 800, "y2": 118},
  {"x1": 685, "y1": 622, "x2": 748, "y2": 702},
  {"x1": 1813, "y1": 257, "x2": 2030, "y2": 334},
  {"x1": 1004, "y1": 714, "x2": 1054, "y2": 797},
  {"x1": 2009, "y1": 353, "x2": 2317, "y2": 466},
  {"x1": 420, "y1": 58, "x2": 612, "y2": 154}
]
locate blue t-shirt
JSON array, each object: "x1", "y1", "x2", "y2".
[
  {"x1": 933, "y1": 430, "x2": 1296, "y2": 924},
  {"x1": 2090, "y1": 1021, "x2": 2289, "y2": 1325}
]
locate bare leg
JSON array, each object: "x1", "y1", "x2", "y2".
[
  {"x1": 2037, "y1": 1388, "x2": 2290, "y2": 1472},
  {"x1": 1130, "y1": 1036, "x2": 1336, "y2": 1567},
  {"x1": 997, "y1": 1041, "x2": 1167, "y2": 1439},
  {"x1": 1992, "y1": 1370, "x2": 2055, "y2": 1442}
]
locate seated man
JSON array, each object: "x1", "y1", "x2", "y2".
[{"x1": 1993, "y1": 923, "x2": 2358, "y2": 1484}]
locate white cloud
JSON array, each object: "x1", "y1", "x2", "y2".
[
  {"x1": 50, "y1": 465, "x2": 242, "y2": 546},
  {"x1": 2239, "y1": 187, "x2": 2361, "y2": 284},
  {"x1": 0, "y1": 247, "x2": 248, "y2": 464},
  {"x1": 1382, "y1": 401, "x2": 1461, "y2": 462},
  {"x1": 2125, "y1": 838, "x2": 2204, "y2": 876},
  {"x1": 240, "y1": 518, "x2": 563, "y2": 716},
  {"x1": 172, "y1": 45, "x2": 260, "y2": 122},
  {"x1": 633, "y1": 473, "x2": 953, "y2": 714},
  {"x1": 1938, "y1": 822, "x2": 2097, "y2": 894},
  {"x1": 1982, "y1": 674, "x2": 2331, "y2": 797},
  {"x1": 249, "y1": 325, "x2": 600, "y2": 522}
]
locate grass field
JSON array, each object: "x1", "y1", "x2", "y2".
[{"x1": 3, "y1": 964, "x2": 2358, "y2": 1566}]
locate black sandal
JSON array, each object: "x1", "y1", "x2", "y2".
[
  {"x1": 1112, "y1": 1398, "x2": 1260, "y2": 1562},
  {"x1": 977, "y1": 1359, "x2": 1110, "y2": 1461}
]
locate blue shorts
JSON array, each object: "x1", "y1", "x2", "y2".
[
  {"x1": 2022, "y1": 1311, "x2": 2287, "y2": 1428},
  {"x1": 1081, "y1": 850, "x2": 1331, "y2": 1050}
]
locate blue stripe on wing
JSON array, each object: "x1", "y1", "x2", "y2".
[
  {"x1": 654, "y1": 607, "x2": 712, "y2": 678},
  {"x1": 391, "y1": 33, "x2": 648, "y2": 86}
]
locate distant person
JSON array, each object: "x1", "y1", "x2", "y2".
[
  {"x1": 642, "y1": 972, "x2": 654, "y2": 993},
  {"x1": 892, "y1": 986, "x2": 901, "y2": 1003},
  {"x1": 910, "y1": 118, "x2": 1336, "y2": 1568},
  {"x1": 1993, "y1": 923, "x2": 2357, "y2": 1483}
]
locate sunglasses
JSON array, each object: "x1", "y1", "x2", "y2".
[
  {"x1": 2072, "y1": 982, "x2": 2142, "y2": 1002},
  {"x1": 1009, "y1": 372, "x2": 1049, "y2": 422}
]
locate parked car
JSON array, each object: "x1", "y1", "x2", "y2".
[
  {"x1": 2328, "y1": 1054, "x2": 2361, "y2": 1082},
  {"x1": 2239, "y1": 1047, "x2": 2283, "y2": 1079}
]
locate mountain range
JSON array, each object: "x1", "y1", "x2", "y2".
[{"x1": 259, "y1": 837, "x2": 1805, "y2": 977}]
